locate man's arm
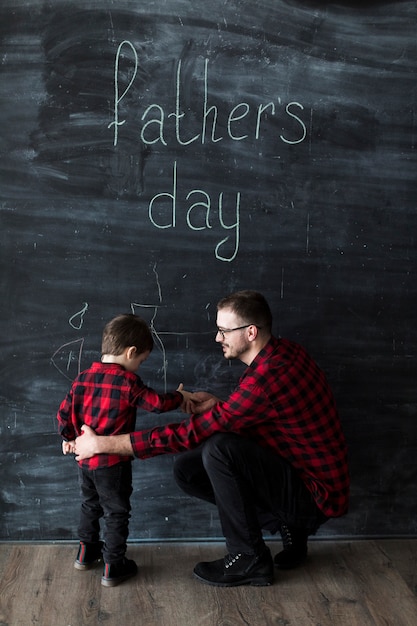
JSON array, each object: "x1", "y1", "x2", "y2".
[
  {"x1": 75, "y1": 424, "x2": 134, "y2": 460},
  {"x1": 74, "y1": 389, "x2": 220, "y2": 461}
]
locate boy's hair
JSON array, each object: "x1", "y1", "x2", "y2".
[
  {"x1": 217, "y1": 290, "x2": 273, "y2": 333},
  {"x1": 101, "y1": 314, "x2": 154, "y2": 356}
]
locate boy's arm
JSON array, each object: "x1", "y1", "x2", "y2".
[
  {"x1": 75, "y1": 425, "x2": 133, "y2": 460},
  {"x1": 57, "y1": 390, "x2": 77, "y2": 441}
]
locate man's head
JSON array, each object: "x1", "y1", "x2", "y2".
[
  {"x1": 101, "y1": 314, "x2": 154, "y2": 372},
  {"x1": 216, "y1": 290, "x2": 272, "y2": 364}
]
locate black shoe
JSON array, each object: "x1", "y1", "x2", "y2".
[
  {"x1": 193, "y1": 547, "x2": 274, "y2": 587},
  {"x1": 101, "y1": 557, "x2": 138, "y2": 587},
  {"x1": 274, "y1": 524, "x2": 308, "y2": 569},
  {"x1": 74, "y1": 541, "x2": 103, "y2": 570}
]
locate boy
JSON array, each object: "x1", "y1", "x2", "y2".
[{"x1": 57, "y1": 313, "x2": 192, "y2": 587}]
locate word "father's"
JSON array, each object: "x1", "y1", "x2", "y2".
[{"x1": 108, "y1": 41, "x2": 307, "y2": 148}]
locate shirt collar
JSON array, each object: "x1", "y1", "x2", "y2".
[{"x1": 247, "y1": 335, "x2": 279, "y2": 369}]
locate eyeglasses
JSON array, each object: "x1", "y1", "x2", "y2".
[{"x1": 216, "y1": 324, "x2": 259, "y2": 339}]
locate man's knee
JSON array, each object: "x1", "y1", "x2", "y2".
[
  {"x1": 173, "y1": 447, "x2": 216, "y2": 504},
  {"x1": 173, "y1": 452, "x2": 195, "y2": 488},
  {"x1": 201, "y1": 433, "x2": 240, "y2": 470}
]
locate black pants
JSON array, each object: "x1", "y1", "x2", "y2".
[
  {"x1": 78, "y1": 461, "x2": 132, "y2": 564},
  {"x1": 173, "y1": 433, "x2": 327, "y2": 555}
]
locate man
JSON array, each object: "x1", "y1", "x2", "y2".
[{"x1": 75, "y1": 290, "x2": 349, "y2": 587}]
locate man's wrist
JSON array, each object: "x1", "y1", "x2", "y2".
[{"x1": 93, "y1": 434, "x2": 106, "y2": 455}]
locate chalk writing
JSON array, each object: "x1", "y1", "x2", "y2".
[
  {"x1": 106, "y1": 42, "x2": 307, "y2": 262},
  {"x1": 108, "y1": 40, "x2": 138, "y2": 147},
  {"x1": 108, "y1": 45, "x2": 307, "y2": 148},
  {"x1": 148, "y1": 161, "x2": 240, "y2": 262}
]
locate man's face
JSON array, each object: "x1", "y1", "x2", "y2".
[{"x1": 215, "y1": 308, "x2": 250, "y2": 361}]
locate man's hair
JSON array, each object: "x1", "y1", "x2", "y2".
[
  {"x1": 217, "y1": 290, "x2": 273, "y2": 333},
  {"x1": 101, "y1": 314, "x2": 154, "y2": 356}
]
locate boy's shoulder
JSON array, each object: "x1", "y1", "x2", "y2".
[
  {"x1": 77, "y1": 361, "x2": 134, "y2": 380},
  {"x1": 75, "y1": 362, "x2": 143, "y2": 391}
]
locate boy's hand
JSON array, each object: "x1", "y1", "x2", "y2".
[
  {"x1": 176, "y1": 383, "x2": 196, "y2": 413},
  {"x1": 62, "y1": 440, "x2": 76, "y2": 455}
]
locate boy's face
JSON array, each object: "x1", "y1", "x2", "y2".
[{"x1": 126, "y1": 349, "x2": 151, "y2": 373}]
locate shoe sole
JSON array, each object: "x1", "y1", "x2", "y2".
[
  {"x1": 101, "y1": 573, "x2": 136, "y2": 587},
  {"x1": 193, "y1": 572, "x2": 273, "y2": 587},
  {"x1": 74, "y1": 560, "x2": 101, "y2": 571}
]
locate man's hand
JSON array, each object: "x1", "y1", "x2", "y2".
[
  {"x1": 75, "y1": 425, "x2": 99, "y2": 461},
  {"x1": 177, "y1": 385, "x2": 220, "y2": 414},
  {"x1": 190, "y1": 391, "x2": 220, "y2": 414},
  {"x1": 75, "y1": 426, "x2": 134, "y2": 459}
]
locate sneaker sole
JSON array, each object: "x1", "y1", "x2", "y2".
[
  {"x1": 101, "y1": 574, "x2": 136, "y2": 587},
  {"x1": 74, "y1": 560, "x2": 101, "y2": 571},
  {"x1": 101, "y1": 572, "x2": 137, "y2": 587}
]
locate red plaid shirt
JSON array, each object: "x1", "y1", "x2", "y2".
[
  {"x1": 57, "y1": 362, "x2": 182, "y2": 470},
  {"x1": 130, "y1": 337, "x2": 349, "y2": 518}
]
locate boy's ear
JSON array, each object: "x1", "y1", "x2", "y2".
[{"x1": 126, "y1": 346, "x2": 137, "y2": 360}]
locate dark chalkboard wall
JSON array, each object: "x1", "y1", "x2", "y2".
[{"x1": 1, "y1": 0, "x2": 416, "y2": 541}]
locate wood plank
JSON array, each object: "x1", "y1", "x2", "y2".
[
  {"x1": 306, "y1": 541, "x2": 417, "y2": 626},
  {"x1": 0, "y1": 541, "x2": 416, "y2": 626},
  {"x1": 251, "y1": 542, "x2": 377, "y2": 626},
  {"x1": 377, "y1": 538, "x2": 417, "y2": 595}
]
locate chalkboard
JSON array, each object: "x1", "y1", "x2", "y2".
[{"x1": 1, "y1": 0, "x2": 416, "y2": 542}]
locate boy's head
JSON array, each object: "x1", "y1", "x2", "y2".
[{"x1": 102, "y1": 314, "x2": 154, "y2": 358}]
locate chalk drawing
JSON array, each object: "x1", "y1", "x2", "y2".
[
  {"x1": 68, "y1": 302, "x2": 88, "y2": 329},
  {"x1": 52, "y1": 266, "x2": 212, "y2": 390},
  {"x1": 51, "y1": 338, "x2": 85, "y2": 381}
]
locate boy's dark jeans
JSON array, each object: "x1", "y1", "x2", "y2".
[{"x1": 78, "y1": 461, "x2": 132, "y2": 564}]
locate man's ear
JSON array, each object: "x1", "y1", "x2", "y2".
[{"x1": 247, "y1": 324, "x2": 259, "y2": 342}]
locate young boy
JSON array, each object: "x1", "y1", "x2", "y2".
[{"x1": 57, "y1": 313, "x2": 192, "y2": 587}]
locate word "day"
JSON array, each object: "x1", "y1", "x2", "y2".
[
  {"x1": 148, "y1": 161, "x2": 240, "y2": 262},
  {"x1": 108, "y1": 40, "x2": 308, "y2": 148}
]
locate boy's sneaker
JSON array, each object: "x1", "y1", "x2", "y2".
[
  {"x1": 101, "y1": 557, "x2": 138, "y2": 587},
  {"x1": 74, "y1": 541, "x2": 103, "y2": 570}
]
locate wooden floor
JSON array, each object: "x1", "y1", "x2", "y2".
[{"x1": 0, "y1": 540, "x2": 416, "y2": 626}]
